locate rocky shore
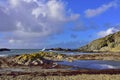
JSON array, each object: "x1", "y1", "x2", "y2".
[
  {"x1": 0, "y1": 51, "x2": 120, "y2": 80},
  {"x1": 68, "y1": 52, "x2": 120, "y2": 61}
]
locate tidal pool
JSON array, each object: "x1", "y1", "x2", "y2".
[{"x1": 57, "y1": 60, "x2": 120, "y2": 70}]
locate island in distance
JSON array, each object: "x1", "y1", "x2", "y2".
[{"x1": 0, "y1": 48, "x2": 10, "y2": 52}]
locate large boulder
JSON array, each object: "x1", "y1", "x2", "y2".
[
  {"x1": 13, "y1": 52, "x2": 63, "y2": 66},
  {"x1": 14, "y1": 53, "x2": 45, "y2": 66}
]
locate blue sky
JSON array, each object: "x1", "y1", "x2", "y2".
[{"x1": 0, "y1": 0, "x2": 120, "y2": 49}]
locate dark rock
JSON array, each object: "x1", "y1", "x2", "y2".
[
  {"x1": 48, "y1": 48, "x2": 73, "y2": 52},
  {"x1": 51, "y1": 48, "x2": 63, "y2": 51},
  {"x1": 0, "y1": 48, "x2": 10, "y2": 52}
]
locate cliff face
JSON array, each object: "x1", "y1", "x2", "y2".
[{"x1": 79, "y1": 31, "x2": 120, "y2": 52}]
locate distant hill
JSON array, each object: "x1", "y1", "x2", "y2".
[{"x1": 78, "y1": 31, "x2": 120, "y2": 52}]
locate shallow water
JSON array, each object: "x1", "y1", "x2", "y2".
[{"x1": 57, "y1": 60, "x2": 120, "y2": 70}]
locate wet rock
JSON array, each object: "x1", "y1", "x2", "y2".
[
  {"x1": 51, "y1": 48, "x2": 63, "y2": 51},
  {"x1": 49, "y1": 48, "x2": 72, "y2": 51}
]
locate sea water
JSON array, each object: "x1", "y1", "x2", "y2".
[
  {"x1": 58, "y1": 60, "x2": 120, "y2": 70},
  {"x1": 0, "y1": 49, "x2": 41, "y2": 57},
  {"x1": 0, "y1": 49, "x2": 95, "y2": 57}
]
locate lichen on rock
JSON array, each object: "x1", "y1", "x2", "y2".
[
  {"x1": 14, "y1": 52, "x2": 48, "y2": 65},
  {"x1": 13, "y1": 52, "x2": 65, "y2": 66}
]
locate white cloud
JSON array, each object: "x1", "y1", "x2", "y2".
[
  {"x1": 85, "y1": 1, "x2": 118, "y2": 18},
  {"x1": 0, "y1": 0, "x2": 80, "y2": 48},
  {"x1": 98, "y1": 27, "x2": 119, "y2": 37},
  {"x1": 9, "y1": 0, "x2": 20, "y2": 7},
  {"x1": 31, "y1": 0, "x2": 79, "y2": 21},
  {"x1": 9, "y1": 39, "x2": 15, "y2": 43}
]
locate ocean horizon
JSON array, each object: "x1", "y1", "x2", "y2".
[
  {"x1": 0, "y1": 49, "x2": 95, "y2": 57},
  {"x1": 0, "y1": 49, "x2": 42, "y2": 57}
]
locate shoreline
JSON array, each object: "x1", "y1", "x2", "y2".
[
  {"x1": 1, "y1": 69, "x2": 120, "y2": 76},
  {"x1": 0, "y1": 51, "x2": 120, "y2": 80}
]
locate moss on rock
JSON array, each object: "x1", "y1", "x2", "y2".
[{"x1": 13, "y1": 52, "x2": 65, "y2": 65}]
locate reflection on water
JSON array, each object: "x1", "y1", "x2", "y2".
[{"x1": 58, "y1": 60, "x2": 120, "y2": 70}]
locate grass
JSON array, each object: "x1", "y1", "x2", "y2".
[{"x1": 0, "y1": 74, "x2": 120, "y2": 80}]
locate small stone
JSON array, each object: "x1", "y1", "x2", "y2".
[
  {"x1": 32, "y1": 60, "x2": 38, "y2": 65},
  {"x1": 52, "y1": 63, "x2": 58, "y2": 67},
  {"x1": 57, "y1": 55, "x2": 63, "y2": 60},
  {"x1": 39, "y1": 60, "x2": 43, "y2": 64}
]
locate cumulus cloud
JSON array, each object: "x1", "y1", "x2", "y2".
[
  {"x1": 85, "y1": 1, "x2": 118, "y2": 18},
  {"x1": 98, "y1": 25, "x2": 120, "y2": 37},
  {"x1": 0, "y1": 0, "x2": 80, "y2": 48}
]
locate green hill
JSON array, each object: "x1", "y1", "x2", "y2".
[{"x1": 78, "y1": 31, "x2": 120, "y2": 52}]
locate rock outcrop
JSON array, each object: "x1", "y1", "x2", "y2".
[
  {"x1": 49, "y1": 48, "x2": 72, "y2": 51},
  {"x1": 13, "y1": 52, "x2": 64, "y2": 66},
  {"x1": 0, "y1": 48, "x2": 10, "y2": 52},
  {"x1": 79, "y1": 31, "x2": 120, "y2": 52}
]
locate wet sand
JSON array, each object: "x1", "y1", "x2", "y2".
[
  {"x1": 0, "y1": 74, "x2": 120, "y2": 80},
  {"x1": 0, "y1": 71, "x2": 120, "y2": 80}
]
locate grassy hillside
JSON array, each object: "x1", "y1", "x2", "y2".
[{"x1": 79, "y1": 31, "x2": 120, "y2": 52}]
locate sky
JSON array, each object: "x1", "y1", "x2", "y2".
[{"x1": 0, "y1": 0, "x2": 120, "y2": 49}]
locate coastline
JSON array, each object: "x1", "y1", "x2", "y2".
[{"x1": 0, "y1": 51, "x2": 120, "y2": 80}]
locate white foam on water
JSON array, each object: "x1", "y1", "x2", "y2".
[
  {"x1": 0, "y1": 54, "x2": 8, "y2": 57},
  {"x1": 89, "y1": 64, "x2": 117, "y2": 69},
  {"x1": 100, "y1": 64, "x2": 116, "y2": 69}
]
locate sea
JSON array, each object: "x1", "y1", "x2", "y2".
[
  {"x1": 0, "y1": 49, "x2": 93, "y2": 57},
  {"x1": 0, "y1": 49, "x2": 41, "y2": 57}
]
